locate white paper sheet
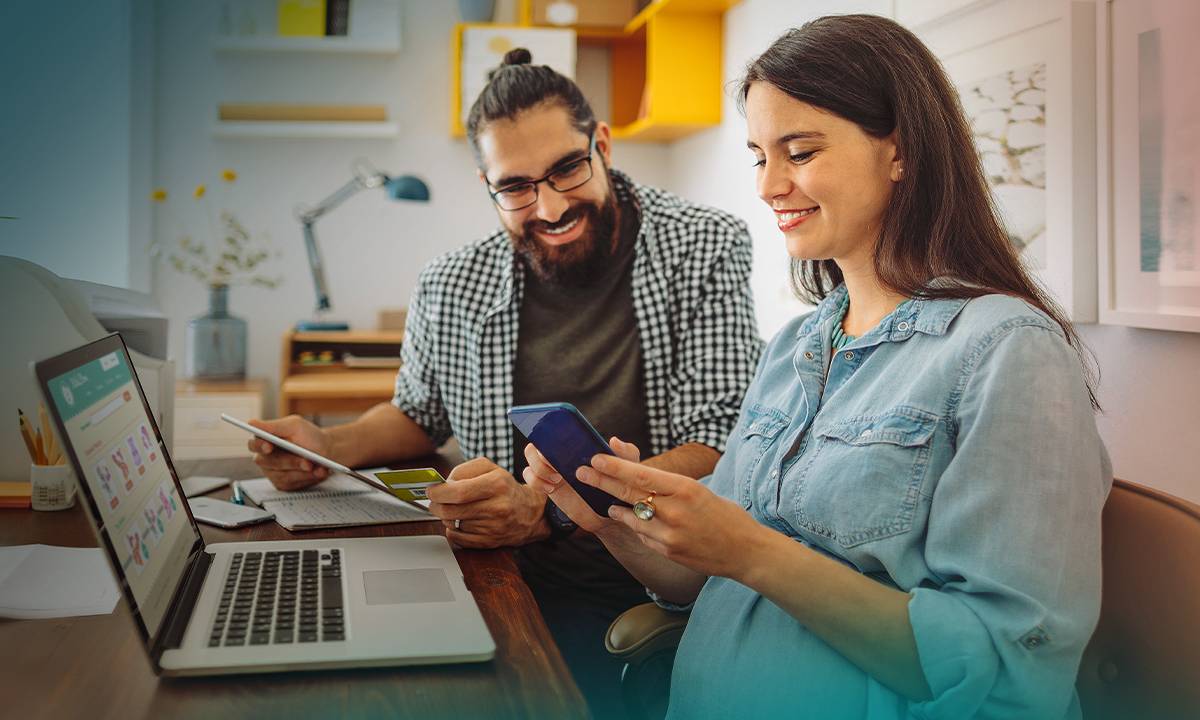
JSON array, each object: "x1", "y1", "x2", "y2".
[{"x1": 0, "y1": 544, "x2": 120, "y2": 619}]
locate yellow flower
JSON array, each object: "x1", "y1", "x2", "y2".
[
  {"x1": 221, "y1": 169, "x2": 237, "y2": 183},
  {"x1": 151, "y1": 188, "x2": 167, "y2": 202},
  {"x1": 194, "y1": 184, "x2": 207, "y2": 199}
]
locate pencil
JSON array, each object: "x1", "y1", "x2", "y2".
[
  {"x1": 38, "y1": 404, "x2": 59, "y2": 466},
  {"x1": 18, "y1": 409, "x2": 41, "y2": 464}
]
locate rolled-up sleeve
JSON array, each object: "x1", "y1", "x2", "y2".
[
  {"x1": 392, "y1": 271, "x2": 453, "y2": 446},
  {"x1": 906, "y1": 324, "x2": 1111, "y2": 719}
]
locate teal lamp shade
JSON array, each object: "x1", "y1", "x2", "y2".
[{"x1": 384, "y1": 175, "x2": 430, "y2": 202}]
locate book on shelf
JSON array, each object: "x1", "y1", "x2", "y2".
[
  {"x1": 278, "y1": 0, "x2": 326, "y2": 37},
  {"x1": 326, "y1": 0, "x2": 350, "y2": 36}
]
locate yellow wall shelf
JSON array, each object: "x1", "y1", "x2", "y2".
[{"x1": 452, "y1": 0, "x2": 740, "y2": 143}]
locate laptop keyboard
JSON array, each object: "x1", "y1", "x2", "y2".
[{"x1": 208, "y1": 549, "x2": 345, "y2": 647}]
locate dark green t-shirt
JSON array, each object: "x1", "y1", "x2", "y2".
[{"x1": 513, "y1": 199, "x2": 652, "y2": 612}]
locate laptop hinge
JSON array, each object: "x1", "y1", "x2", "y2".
[{"x1": 151, "y1": 549, "x2": 213, "y2": 663}]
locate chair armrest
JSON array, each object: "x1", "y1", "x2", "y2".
[{"x1": 605, "y1": 602, "x2": 690, "y2": 665}]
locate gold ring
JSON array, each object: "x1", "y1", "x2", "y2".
[{"x1": 632, "y1": 492, "x2": 656, "y2": 521}]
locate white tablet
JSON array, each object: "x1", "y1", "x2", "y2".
[{"x1": 220, "y1": 414, "x2": 410, "y2": 502}]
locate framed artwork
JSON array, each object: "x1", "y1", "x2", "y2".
[
  {"x1": 1097, "y1": 0, "x2": 1200, "y2": 332},
  {"x1": 915, "y1": 0, "x2": 1098, "y2": 322}
]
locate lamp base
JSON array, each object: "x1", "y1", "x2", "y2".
[{"x1": 294, "y1": 319, "x2": 351, "y2": 332}]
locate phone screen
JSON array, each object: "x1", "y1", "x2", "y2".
[{"x1": 508, "y1": 403, "x2": 629, "y2": 515}]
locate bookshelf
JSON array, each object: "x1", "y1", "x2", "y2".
[
  {"x1": 278, "y1": 330, "x2": 403, "y2": 417},
  {"x1": 211, "y1": 0, "x2": 402, "y2": 141}
]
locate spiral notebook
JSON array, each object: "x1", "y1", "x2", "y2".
[{"x1": 238, "y1": 474, "x2": 433, "y2": 530}]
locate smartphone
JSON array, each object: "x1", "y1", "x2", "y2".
[
  {"x1": 372, "y1": 468, "x2": 446, "y2": 503},
  {"x1": 188, "y1": 497, "x2": 275, "y2": 528},
  {"x1": 508, "y1": 402, "x2": 630, "y2": 515}
]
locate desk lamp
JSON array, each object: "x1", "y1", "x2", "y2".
[{"x1": 295, "y1": 159, "x2": 430, "y2": 331}]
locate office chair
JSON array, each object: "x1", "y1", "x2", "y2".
[{"x1": 606, "y1": 478, "x2": 1200, "y2": 720}]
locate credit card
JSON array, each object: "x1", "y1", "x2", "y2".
[{"x1": 372, "y1": 468, "x2": 446, "y2": 502}]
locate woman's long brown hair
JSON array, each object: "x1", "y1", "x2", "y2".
[{"x1": 739, "y1": 14, "x2": 1099, "y2": 408}]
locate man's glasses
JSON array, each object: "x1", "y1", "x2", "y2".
[{"x1": 487, "y1": 134, "x2": 597, "y2": 211}]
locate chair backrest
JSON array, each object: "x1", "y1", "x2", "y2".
[{"x1": 1077, "y1": 478, "x2": 1200, "y2": 719}]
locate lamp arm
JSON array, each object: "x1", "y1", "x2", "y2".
[
  {"x1": 301, "y1": 220, "x2": 332, "y2": 313},
  {"x1": 297, "y1": 174, "x2": 372, "y2": 224}
]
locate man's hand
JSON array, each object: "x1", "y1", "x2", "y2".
[
  {"x1": 426, "y1": 457, "x2": 551, "y2": 549},
  {"x1": 247, "y1": 416, "x2": 333, "y2": 491}
]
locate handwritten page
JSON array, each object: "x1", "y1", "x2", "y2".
[{"x1": 238, "y1": 473, "x2": 433, "y2": 530}]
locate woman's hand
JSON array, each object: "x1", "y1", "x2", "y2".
[
  {"x1": 576, "y1": 452, "x2": 770, "y2": 582},
  {"x1": 522, "y1": 438, "x2": 642, "y2": 537}
]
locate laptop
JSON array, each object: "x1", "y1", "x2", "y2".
[{"x1": 35, "y1": 334, "x2": 495, "y2": 676}]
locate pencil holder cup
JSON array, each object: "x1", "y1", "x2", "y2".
[{"x1": 30, "y1": 464, "x2": 77, "y2": 511}]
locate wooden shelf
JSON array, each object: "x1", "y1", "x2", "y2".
[
  {"x1": 291, "y1": 330, "x2": 403, "y2": 343},
  {"x1": 212, "y1": 35, "x2": 400, "y2": 55},
  {"x1": 456, "y1": 0, "x2": 741, "y2": 143},
  {"x1": 211, "y1": 121, "x2": 400, "y2": 139},
  {"x1": 279, "y1": 330, "x2": 404, "y2": 417}
]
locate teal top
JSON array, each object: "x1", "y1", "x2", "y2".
[
  {"x1": 830, "y1": 293, "x2": 856, "y2": 352},
  {"x1": 664, "y1": 283, "x2": 1111, "y2": 719}
]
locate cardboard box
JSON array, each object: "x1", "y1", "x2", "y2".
[{"x1": 532, "y1": 0, "x2": 638, "y2": 29}]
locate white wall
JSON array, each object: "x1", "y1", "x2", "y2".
[
  {"x1": 0, "y1": 0, "x2": 154, "y2": 292},
  {"x1": 151, "y1": 0, "x2": 672, "y2": 412},
  {"x1": 656, "y1": 0, "x2": 1198, "y2": 503},
  {"x1": 666, "y1": 0, "x2": 893, "y2": 339},
  {"x1": 148, "y1": 0, "x2": 1196, "y2": 502}
]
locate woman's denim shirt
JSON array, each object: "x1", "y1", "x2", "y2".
[{"x1": 666, "y1": 285, "x2": 1112, "y2": 720}]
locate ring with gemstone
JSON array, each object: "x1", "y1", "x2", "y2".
[
  {"x1": 632, "y1": 492, "x2": 657, "y2": 521},
  {"x1": 454, "y1": 519, "x2": 462, "y2": 530}
]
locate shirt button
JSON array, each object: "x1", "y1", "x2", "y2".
[
  {"x1": 844, "y1": 351, "x2": 854, "y2": 361},
  {"x1": 860, "y1": 429, "x2": 873, "y2": 437},
  {"x1": 897, "y1": 321, "x2": 910, "y2": 331},
  {"x1": 803, "y1": 351, "x2": 815, "y2": 360},
  {"x1": 770, "y1": 469, "x2": 779, "y2": 479}
]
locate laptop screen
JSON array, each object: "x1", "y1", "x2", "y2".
[{"x1": 40, "y1": 336, "x2": 199, "y2": 638}]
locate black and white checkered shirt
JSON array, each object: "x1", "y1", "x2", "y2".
[{"x1": 392, "y1": 169, "x2": 763, "y2": 471}]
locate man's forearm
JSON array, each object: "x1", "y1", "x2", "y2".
[
  {"x1": 642, "y1": 442, "x2": 720, "y2": 478},
  {"x1": 325, "y1": 402, "x2": 437, "y2": 468}
]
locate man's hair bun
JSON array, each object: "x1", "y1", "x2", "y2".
[{"x1": 503, "y1": 47, "x2": 533, "y2": 66}]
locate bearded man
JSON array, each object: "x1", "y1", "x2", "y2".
[{"x1": 248, "y1": 48, "x2": 761, "y2": 718}]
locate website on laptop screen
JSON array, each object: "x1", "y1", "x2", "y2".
[{"x1": 46, "y1": 347, "x2": 195, "y2": 636}]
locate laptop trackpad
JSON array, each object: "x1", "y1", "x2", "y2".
[{"x1": 362, "y1": 568, "x2": 454, "y2": 605}]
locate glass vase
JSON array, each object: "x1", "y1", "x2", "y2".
[{"x1": 185, "y1": 284, "x2": 247, "y2": 379}]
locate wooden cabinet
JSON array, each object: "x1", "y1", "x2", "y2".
[
  {"x1": 174, "y1": 378, "x2": 267, "y2": 460},
  {"x1": 451, "y1": 0, "x2": 740, "y2": 142},
  {"x1": 278, "y1": 330, "x2": 403, "y2": 418}
]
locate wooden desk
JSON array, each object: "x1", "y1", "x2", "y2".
[
  {"x1": 0, "y1": 454, "x2": 588, "y2": 720},
  {"x1": 279, "y1": 330, "x2": 402, "y2": 417}
]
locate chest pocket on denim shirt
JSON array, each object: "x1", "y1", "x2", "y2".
[
  {"x1": 791, "y1": 408, "x2": 938, "y2": 548},
  {"x1": 733, "y1": 404, "x2": 790, "y2": 509}
]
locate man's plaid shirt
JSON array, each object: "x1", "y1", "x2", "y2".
[{"x1": 392, "y1": 169, "x2": 763, "y2": 472}]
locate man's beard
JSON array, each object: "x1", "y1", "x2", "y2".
[{"x1": 510, "y1": 183, "x2": 620, "y2": 286}]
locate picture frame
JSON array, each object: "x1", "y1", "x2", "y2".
[
  {"x1": 1096, "y1": 0, "x2": 1200, "y2": 332},
  {"x1": 914, "y1": 0, "x2": 1098, "y2": 322}
]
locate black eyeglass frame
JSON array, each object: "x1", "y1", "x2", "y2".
[{"x1": 486, "y1": 133, "x2": 598, "y2": 211}]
